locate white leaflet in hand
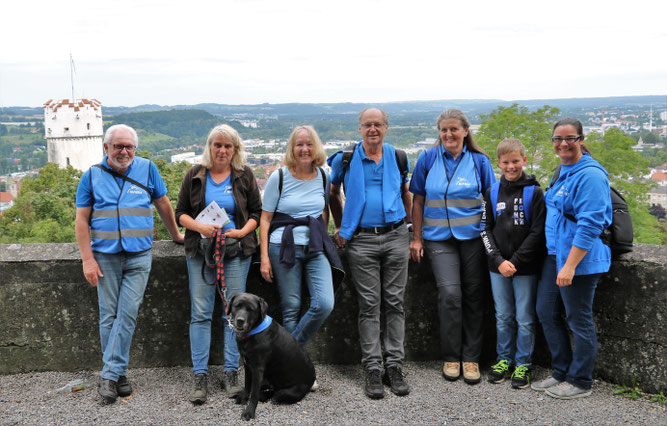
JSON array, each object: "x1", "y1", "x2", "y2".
[{"x1": 194, "y1": 200, "x2": 231, "y2": 237}]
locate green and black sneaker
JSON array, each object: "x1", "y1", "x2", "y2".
[
  {"x1": 487, "y1": 359, "x2": 511, "y2": 384},
  {"x1": 511, "y1": 364, "x2": 531, "y2": 389}
]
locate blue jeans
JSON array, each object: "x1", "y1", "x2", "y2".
[
  {"x1": 187, "y1": 254, "x2": 251, "y2": 375},
  {"x1": 346, "y1": 225, "x2": 409, "y2": 371},
  {"x1": 489, "y1": 272, "x2": 538, "y2": 366},
  {"x1": 269, "y1": 244, "x2": 334, "y2": 347},
  {"x1": 536, "y1": 255, "x2": 601, "y2": 390},
  {"x1": 95, "y1": 249, "x2": 153, "y2": 382}
]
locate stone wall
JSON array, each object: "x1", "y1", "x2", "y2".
[{"x1": 1, "y1": 242, "x2": 665, "y2": 393}]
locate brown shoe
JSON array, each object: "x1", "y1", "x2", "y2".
[
  {"x1": 462, "y1": 362, "x2": 481, "y2": 384},
  {"x1": 442, "y1": 362, "x2": 460, "y2": 381}
]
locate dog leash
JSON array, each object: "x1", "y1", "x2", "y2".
[{"x1": 208, "y1": 228, "x2": 234, "y2": 330}]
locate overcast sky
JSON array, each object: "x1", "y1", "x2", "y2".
[{"x1": 1, "y1": 0, "x2": 665, "y2": 108}]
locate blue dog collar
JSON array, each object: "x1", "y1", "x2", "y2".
[{"x1": 248, "y1": 315, "x2": 272, "y2": 336}]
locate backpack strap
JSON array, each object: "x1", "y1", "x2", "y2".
[
  {"x1": 471, "y1": 152, "x2": 485, "y2": 193},
  {"x1": 490, "y1": 181, "x2": 501, "y2": 221},
  {"x1": 318, "y1": 166, "x2": 328, "y2": 208},
  {"x1": 395, "y1": 148, "x2": 408, "y2": 183},
  {"x1": 546, "y1": 165, "x2": 562, "y2": 191},
  {"x1": 523, "y1": 185, "x2": 535, "y2": 224}
]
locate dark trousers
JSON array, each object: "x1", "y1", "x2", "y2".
[
  {"x1": 425, "y1": 237, "x2": 486, "y2": 362},
  {"x1": 536, "y1": 255, "x2": 601, "y2": 390}
]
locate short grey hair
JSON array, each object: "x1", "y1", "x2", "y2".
[
  {"x1": 358, "y1": 108, "x2": 389, "y2": 126},
  {"x1": 104, "y1": 124, "x2": 139, "y2": 147}
]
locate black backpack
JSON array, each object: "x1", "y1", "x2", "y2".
[
  {"x1": 340, "y1": 143, "x2": 408, "y2": 192},
  {"x1": 547, "y1": 165, "x2": 633, "y2": 258}
]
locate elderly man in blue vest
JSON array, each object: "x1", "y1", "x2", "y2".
[
  {"x1": 75, "y1": 124, "x2": 184, "y2": 403},
  {"x1": 328, "y1": 108, "x2": 412, "y2": 399}
]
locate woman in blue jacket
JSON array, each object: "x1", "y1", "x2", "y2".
[
  {"x1": 532, "y1": 118, "x2": 612, "y2": 400},
  {"x1": 409, "y1": 109, "x2": 496, "y2": 384}
]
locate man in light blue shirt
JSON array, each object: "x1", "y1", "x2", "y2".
[{"x1": 328, "y1": 108, "x2": 412, "y2": 399}]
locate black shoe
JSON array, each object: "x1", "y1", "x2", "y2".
[
  {"x1": 189, "y1": 374, "x2": 208, "y2": 404},
  {"x1": 364, "y1": 369, "x2": 385, "y2": 399},
  {"x1": 511, "y1": 365, "x2": 531, "y2": 389},
  {"x1": 382, "y1": 366, "x2": 409, "y2": 396},
  {"x1": 98, "y1": 378, "x2": 118, "y2": 403},
  {"x1": 116, "y1": 376, "x2": 132, "y2": 397},
  {"x1": 488, "y1": 360, "x2": 511, "y2": 384},
  {"x1": 223, "y1": 370, "x2": 243, "y2": 398}
]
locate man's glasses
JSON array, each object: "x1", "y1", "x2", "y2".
[
  {"x1": 360, "y1": 123, "x2": 386, "y2": 129},
  {"x1": 552, "y1": 136, "x2": 581, "y2": 144},
  {"x1": 112, "y1": 144, "x2": 136, "y2": 152}
]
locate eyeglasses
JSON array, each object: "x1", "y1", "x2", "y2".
[
  {"x1": 112, "y1": 144, "x2": 136, "y2": 152},
  {"x1": 552, "y1": 136, "x2": 582, "y2": 144},
  {"x1": 360, "y1": 123, "x2": 386, "y2": 129}
]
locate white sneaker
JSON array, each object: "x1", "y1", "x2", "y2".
[
  {"x1": 310, "y1": 379, "x2": 319, "y2": 392},
  {"x1": 545, "y1": 382, "x2": 592, "y2": 400},
  {"x1": 531, "y1": 376, "x2": 563, "y2": 392}
]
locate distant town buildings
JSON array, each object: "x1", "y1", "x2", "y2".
[
  {"x1": 43, "y1": 98, "x2": 104, "y2": 171},
  {"x1": 170, "y1": 152, "x2": 201, "y2": 165},
  {"x1": 0, "y1": 192, "x2": 14, "y2": 213},
  {"x1": 648, "y1": 186, "x2": 667, "y2": 210}
]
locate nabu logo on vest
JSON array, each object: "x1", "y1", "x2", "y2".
[
  {"x1": 456, "y1": 176, "x2": 472, "y2": 186},
  {"x1": 127, "y1": 185, "x2": 144, "y2": 195}
]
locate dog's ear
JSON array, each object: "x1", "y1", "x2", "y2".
[
  {"x1": 258, "y1": 296, "x2": 269, "y2": 319},
  {"x1": 226, "y1": 294, "x2": 238, "y2": 316}
]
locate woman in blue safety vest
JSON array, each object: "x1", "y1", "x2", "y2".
[{"x1": 409, "y1": 109, "x2": 496, "y2": 385}]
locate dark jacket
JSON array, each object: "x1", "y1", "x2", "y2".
[
  {"x1": 268, "y1": 212, "x2": 344, "y2": 291},
  {"x1": 176, "y1": 164, "x2": 262, "y2": 258},
  {"x1": 480, "y1": 172, "x2": 546, "y2": 275}
]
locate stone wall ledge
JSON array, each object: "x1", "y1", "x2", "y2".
[{"x1": 1, "y1": 241, "x2": 665, "y2": 393}]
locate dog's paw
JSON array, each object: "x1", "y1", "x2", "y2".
[
  {"x1": 235, "y1": 393, "x2": 248, "y2": 405},
  {"x1": 241, "y1": 408, "x2": 255, "y2": 421}
]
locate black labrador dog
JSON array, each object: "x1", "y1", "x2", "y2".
[{"x1": 227, "y1": 293, "x2": 316, "y2": 421}]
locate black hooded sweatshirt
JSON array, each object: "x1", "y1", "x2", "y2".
[{"x1": 480, "y1": 172, "x2": 546, "y2": 275}]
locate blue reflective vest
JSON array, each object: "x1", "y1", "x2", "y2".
[
  {"x1": 423, "y1": 148, "x2": 484, "y2": 241},
  {"x1": 89, "y1": 157, "x2": 154, "y2": 253}
]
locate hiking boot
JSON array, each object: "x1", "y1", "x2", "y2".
[
  {"x1": 98, "y1": 378, "x2": 118, "y2": 403},
  {"x1": 545, "y1": 382, "x2": 592, "y2": 400},
  {"x1": 116, "y1": 375, "x2": 132, "y2": 397},
  {"x1": 364, "y1": 369, "x2": 385, "y2": 399},
  {"x1": 189, "y1": 374, "x2": 208, "y2": 404},
  {"x1": 223, "y1": 370, "x2": 243, "y2": 398},
  {"x1": 310, "y1": 379, "x2": 319, "y2": 392},
  {"x1": 382, "y1": 366, "x2": 409, "y2": 396},
  {"x1": 442, "y1": 362, "x2": 460, "y2": 381},
  {"x1": 462, "y1": 362, "x2": 481, "y2": 384},
  {"x1": 488, "y1": 360, "x2": 511, "y2": 384},
  {"x1": 511, "y1": 364, "x2": 531, "y2": 389},
  {"x1": 531, "y1": 376, "x2": 563, "y2": 392}
]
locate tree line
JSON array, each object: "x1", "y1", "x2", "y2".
[{"x1": 1, "y1": 104, "x2": 665, "y2": 245}]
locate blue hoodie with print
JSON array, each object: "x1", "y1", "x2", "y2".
[{"x1": 544, "y1": 153, "x2": 612, "y2": 275}]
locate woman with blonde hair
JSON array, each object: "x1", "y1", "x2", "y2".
[
  {"x1": 176, "y1": 124, "x2": 262, "y2": 404},
  {"x1": 259, "y1": 125, "x2": 340, "y2": 358}
]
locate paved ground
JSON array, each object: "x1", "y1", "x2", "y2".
[{"x1": 1, "y1": 361, "x2": 665, "y2": 425}]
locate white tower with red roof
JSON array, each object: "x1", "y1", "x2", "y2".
[{"x1": 43, "y1": 98, "x2": 104, "y2": 171}]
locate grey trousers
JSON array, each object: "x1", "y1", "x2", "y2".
[{"x1": 346, "y1": 224, "x2": 409, "y2": 371}]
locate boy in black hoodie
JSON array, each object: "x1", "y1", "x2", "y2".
[{"x1": 480, "y1": 139, "x2": 546, "y2": 389}]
